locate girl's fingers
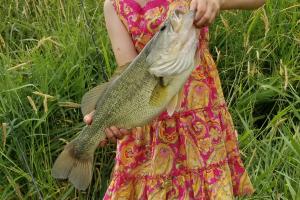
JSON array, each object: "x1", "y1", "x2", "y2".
[
  {"x1": 105, "y1": 128, "x2": 117, "y2": 143},
  {"x1": 110, "y1": 126, "x2": 123, "y2": 139},
  {"x1": 135, "y1": 127, "x2": 143, "y2": 140},
  {"x1": 120, "y1": 128, "x2": 131, "y2": 136},
  {"x1": 208, "y1": 1, "x2": 220, "y2": 24},
  {"x1": 134, "y1": 127, "x2": 144, "y2": 145},
  {"x1": 98, "y1": 139, "x2": 108, "y2": 147},
  {"x1": 195, "y1": 0, "x2": 207, "y2": 22},
  {"x1": 136, "y1": 127, "x2": 143, "y2": 135},
  {"x1": 104, "y1": 126, "x2": 132, "y2": 144},
  {"x1": 195, "y1": 2, "x2": 214, "y2": 28},
  {"x1": 208, "y1": 9, "x2": 217, "y2": 25},
  {"x1": 83, "y1": 110, "x2": 95, "y2": 125}
]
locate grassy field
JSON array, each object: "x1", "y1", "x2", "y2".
[{"x1": 0, "y1": 0, "x2": 299, "y2": 199}]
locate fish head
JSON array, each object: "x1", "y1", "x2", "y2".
[
  {"x1": 158, "y1": 9, "x2": 197, "y2": 42},
  {"x1": 146, "y1": 10, "x2": 199, "y2": 75}
]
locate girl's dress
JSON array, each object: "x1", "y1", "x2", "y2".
[{"x1": 104, "y1": 0, "x2": 254, "y2": 199}]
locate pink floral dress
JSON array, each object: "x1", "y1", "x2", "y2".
[{"x1": 103, "y1": 0, "x2": 254, "y2": 199}]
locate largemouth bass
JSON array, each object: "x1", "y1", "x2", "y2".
[{"x1": 52, "y1": 10, "x2": 199, "y2": 190}]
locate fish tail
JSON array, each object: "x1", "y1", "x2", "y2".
[{"x1": 52, "y1": 141, "x2": 93, "y2": 190}]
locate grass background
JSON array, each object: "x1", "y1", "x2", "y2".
[{"x1": 0, "y1": 0, "x2": 299, "y2": 199}]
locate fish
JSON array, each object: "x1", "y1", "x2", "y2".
[{"x1": 52, "y1": 9, "x2": 199, "y2": 190}]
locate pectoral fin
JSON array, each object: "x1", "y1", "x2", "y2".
[
  {"x1": 166, "y1": 87, "x2": 184, "y2": 116},
  {"x1": 149, "y1": 82, "x2": 168, "y2": 107},
  {"x1": 166, "y1": 94, "x2": 178, "y2": 116},
  {"x1": 149, "y1": 81, "x2": 184, "y2": 116},
  {"x1": 175, "y1": 87, "x2": 184, "y2": 111}
]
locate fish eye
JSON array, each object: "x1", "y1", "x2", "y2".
[{"x1": 160, "y1": 24, "x2": 167, "y2": 31}]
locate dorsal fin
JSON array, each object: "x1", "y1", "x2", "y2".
[
  {"x1": 81, "y1": 62, "x2": 131, "y2": 116},
  {"x1": 81, "y1": 82, "x2": 110, "y2": 116}
]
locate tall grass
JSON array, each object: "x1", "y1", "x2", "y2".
[{"x1": 0, "y1": 0, "x2": 299, "y2": 199}]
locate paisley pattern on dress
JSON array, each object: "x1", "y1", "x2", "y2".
[{"x1": 103, "y1": 0, "x2": 254, "y2": 199}]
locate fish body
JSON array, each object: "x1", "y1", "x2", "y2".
[{"x1": 52, "y1": 10, "x2": 199, "y2": 190}]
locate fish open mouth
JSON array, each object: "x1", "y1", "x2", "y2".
[
  {"x1": 169, "y1": 9, "x2": 195, "y2": 33},
  {"x1": 173, "y1": 9, "x2": 185, "y2": 21}
]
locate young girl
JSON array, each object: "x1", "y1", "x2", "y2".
[{"x1": 84, "y1": 0, "x2": 265, "y2": 199}]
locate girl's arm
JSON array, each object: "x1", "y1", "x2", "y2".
[
  {"x1": 103, "y1": 0, "x2": 138, "y2": 67},
  {"x1": 190, "y1": 0, "x2": 266, "y2": 28},
  {"x1": 221, "y1": 0, "x2": 266, "y2": 10}
]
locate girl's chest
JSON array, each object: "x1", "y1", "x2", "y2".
[
  {"x1": 118, "y1": 0, "x2": 190, "y2": 51},
  {"x1": 121, "y1": 0, "x2": 190, "y2": 30}
]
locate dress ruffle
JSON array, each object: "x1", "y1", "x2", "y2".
[{"x1": 104, "y1": 106, "x2": 254, "y2": 199}]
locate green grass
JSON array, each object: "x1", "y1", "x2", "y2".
[{"x1": 0, "y1": 0, "x2": 299, "y2": 199}]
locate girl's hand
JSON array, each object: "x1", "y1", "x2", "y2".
[
  {"x1": 83, "y1": 111, "x2": 131, "y2": 147},
  {"x1": 190, "y1": 0, "x2": 224, "y2": 28}
]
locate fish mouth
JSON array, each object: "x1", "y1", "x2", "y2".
[
  {"x1": 169, "y1": 9, "x2": 195, "y2": 33},
  {"x1": 173, "y1": 9, "x2": 185, "y2": 21},
  {"x1": 173, "y1": 9, "x2": 195, "y2": 19},
  {"x1": 172, "y1": 9, "x2": 197, "y2": 44}
]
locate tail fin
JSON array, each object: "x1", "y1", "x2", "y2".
[{"x1": 52, "y1": 142, "x2": 93, "y2": 190}]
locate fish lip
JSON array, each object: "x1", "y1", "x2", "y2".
[
  {"x1": 173, "y1": 9, "x2": 185, "y2": 18},
  {"x1": 173, "y1": 10, "x2": 195, "y2": 21}
]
